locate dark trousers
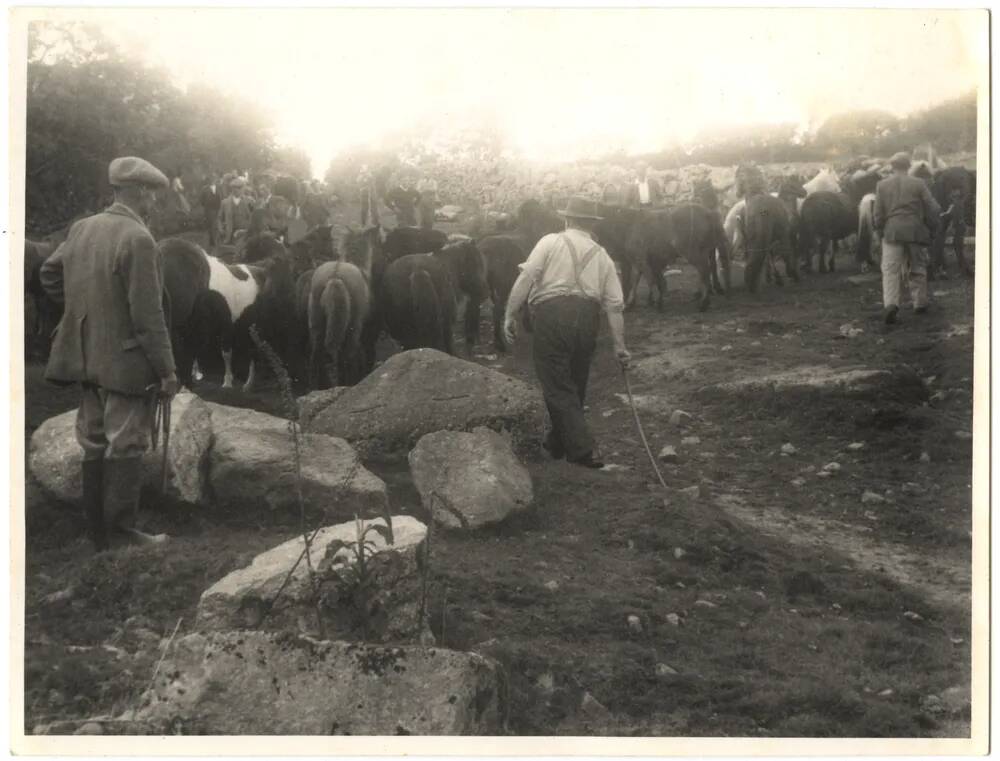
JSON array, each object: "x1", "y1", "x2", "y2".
[
  {"x1": 531, "y1": 296, "x2": 601, "y2": 461},
  {"x1": 205, "y1": 211, "x2": 219, "y2": 247}
]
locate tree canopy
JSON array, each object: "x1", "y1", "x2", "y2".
[{"x1": 25, "y1": 21, "x2": 280, "y2": 234}]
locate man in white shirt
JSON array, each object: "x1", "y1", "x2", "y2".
[
  {"x1": 504, "y1": 196, "x2": 630, "y2": 469},
  {"x1": 626, "y1": 162, "x2": 662, "y2": 208}
]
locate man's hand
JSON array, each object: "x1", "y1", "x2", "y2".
[
  {"x1": 503, "y1": 316, "x2": 518, "y2": 348},
  {"x1": 160, "y1": 373, "x2": 180, "y2": 399},
  {"x1": 616, "y1": 347, "x2": 631, "y2": 370}
]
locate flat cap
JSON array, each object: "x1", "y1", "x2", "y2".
[
  {"x1": 889, "y1": 152, "x2": 912, "y2": 169},
  {"x1": 230, "y1": 177, "x2": 247, "y2": 188},
  {"x1": 108, "y1": 156, "x2": 169, "y2": 189}
]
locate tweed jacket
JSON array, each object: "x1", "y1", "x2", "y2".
[
  {"x1": 41, "y1": 203, "x2": 175, "y2": 395},
  {"x1": 221, "y1": 194, "x2": 255, "y2": 241},
  {"x1": 874, "y1": 173, "x2": 942, "y2": 245}
]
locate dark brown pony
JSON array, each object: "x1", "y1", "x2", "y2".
[
  {"x1": 644, "y1": 205, "x2": 731, "y2": 311},
  {"x1": 798, "y1": 191, "x2": 857, "y2": 274},
  {"x1": 381, "y1": 253, "x2": 456, "y2": 354},
  {"x1": 741, "y1": 193, "x2": 798, "y2": 293},
  {"x1": 432, "y1": 238, "x2": 488, "y2": 352}
]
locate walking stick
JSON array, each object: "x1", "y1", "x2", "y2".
[
  {"x1": 620, "y1": 363, "x2": 669, "y2": 491},
  {"x1": 159, "y1": 395, "x2": 171, "y2": 494}
]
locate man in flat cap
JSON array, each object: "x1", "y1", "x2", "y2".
[
  {"x1": 221, "y1": 176, "x2": 254, "y2": 244},
  {"x1": 503, "y1": 196, "x2": 630, "y2": 469},
  {"x1": 41, "y1": 156, "x2": 179, "y2": 551},
  {"x1": 874, "y1": 152, "x2": 942, "y2": 324}
]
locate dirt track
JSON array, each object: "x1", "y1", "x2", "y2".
[{"x1": 21, "y1": 214, "x2": 975, "y2": 737}]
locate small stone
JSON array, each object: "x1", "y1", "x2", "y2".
[
  {"x1": 674, "y1": 581, "x2": 686, "y2": 589},
  {"x1": 580, "y1": 692, "x2": 610, "y2": 719},
  {"x1": 902, "y1": 482, "x2": 921, "y2": 494},
  {"x1": 536, "y1": 672, "x2": 555, "y2": 693},
  {"x1": 816, "y1": 471, "x2": 832, "y2": 479},
  {"x1": 681, "y1": 436, "x2": 701, "y2": 446},
  {"x1": 721, "y1": 345, "x2": 733, "y2": 352},
  {"x1": 954, "y1": 430, "x2": 973, "y2": 440},
  {"x1": 780, "y1": 443, "x2": 797, "y2": 455},
  {"x1": 666, "y1": 613, "x2": 681, "y2": 627},
  {"x1": 831, "y1": 603, "x2": 842, "y2": 610},
  {"x1": 679, "y1": 485, "x2": 700, "y2": 498},
  {"x1": 601, "y1": 409, "x2": 617, "y2": 418},
  {"x1": 627, "y1": 614, "x2": 643, "y2": 633},
  {"x1": 74, "y1": 722, "x2": 104, "y2": 736},
  {"x1": 627, "y1": 540, "x2": 635, "y2": 550},
  {"x1": 920, "y1": 695, "x2": 946, "y2": 715},
  {"x1": 903, "y1": 610, "x2": 924, "y2": 622},
  {"x1": 669, "y1": 410, "x2": 693, "y2": 426},
  {"x1": 878, "y1": 688, "x2": 894, "y2": 697},
  {"x1": 544, "y1": 580, "x2": 560, "y2": 592},
  {"x1": 822, "y1": 462, "x2": 841, "y2": 473},
  {"x1": 43, "y1": 587, "x2": 75, "y2": 605},
  {"x1": 673, "y1": 547, "x2": 686, "y2": 560},
  {"x1": 847, "y1": 442, "x2": 866, "y2": 451},
  {"x1": 658, "y1": 445, "x2": 679, "y2": 463},
  {"x1": 790, "y1": 477, "x2": 806, "y2": 487},
  {"x1": 655, "y1": 663, "x2": 678, "y2": 677},
  {"x1": 738, "y1": 621, "x2": 749, "y2": 630},
  {"x1": 862, "y1": 490, "x2": 886, "y2": 505},
  {"x1": 950, "y1": 637, "x2": 965, "y2": 645},
  {"x1": 694, "y1": 599, "x2": 717, "y2": 609},
  {"x1": 750, "y1": 341, "x2": 761, "y2": 347},
  {"x1": 920, "y1": 451, "x2": 932, "y2": 463},
  {"x1": 470, "y1": 611, "x2": 493, "y2": 623}
]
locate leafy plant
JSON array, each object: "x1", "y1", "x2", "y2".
[{"x1": 320, "y1": 516, "x2": 399, "y2": 642}]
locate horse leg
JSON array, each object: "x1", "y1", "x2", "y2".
[
  {"x1": 771, "y1": 250, "x2": 784, "y2": 287},
  {"x1": 696, "y1": 250, "x2": 713, "y2": 311},
  {"x1": 492, "y1": 292, "x2": 507, "y2": 353},
  {"x1": 829, "y1": 238, "x2": 838, "y2": 273},
  {"x1": 464, "y1": 293, "x2": 481, "y2": 354},
  {"x1": 241, "y1": 359, "x2": 257, "y2": 394},
  {"x1": 953, "y1": 219, "x2": 972, "y2": 276}
]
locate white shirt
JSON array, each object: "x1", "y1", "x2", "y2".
[
  {"x1": 519, "y1": 228, "x2": 625, "y2": 313},
  {"x1": 637, "y1": 180, "x2": 651, "y2": 205}
]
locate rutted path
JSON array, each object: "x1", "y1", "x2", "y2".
[{"x1": 713, "y1": 492, "x2": 972, "y2": 612}]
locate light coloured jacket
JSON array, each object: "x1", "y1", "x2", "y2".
[{"x1": 41, "y1": 203, "x2": 175, "y2": 394}]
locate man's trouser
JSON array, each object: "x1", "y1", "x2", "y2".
[
  {"x1": 419, "y1": 197, "x2": 435, "y2": 230},
  {"x1": 530, "y1": 296, "x2": 601, "y2": 462},
  {"x1": 76, "y1": 385, "x2": 156, "y2": 549},
  {"x1": 205, "y1": 212, "x2": 218, "y2": 247},
  {"x1": 881, "y1": 241, "x2": 929, "y2": 310}
]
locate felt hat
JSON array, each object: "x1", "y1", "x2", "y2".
[
  {"x1": 108, "y1": 156, "x2": 169, "y2": 189},
  {"x1": 558, "y1": 196, "x2": 604, "y2": 220}
]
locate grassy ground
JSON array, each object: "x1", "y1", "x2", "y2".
[{"x1": 20, "y1": 208, "x2": 974, "y2": 737}]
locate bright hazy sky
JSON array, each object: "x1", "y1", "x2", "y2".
[{"x1": 66, "y1": 7, "x2": 988, "y2": 177}]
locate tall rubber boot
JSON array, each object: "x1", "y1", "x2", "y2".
[
  {"x1": 103, "y1": 458, "x2": 168, "y2": 547},
  {"x1": 81, "y1": 459, "x2": 108, "y2": 552}
]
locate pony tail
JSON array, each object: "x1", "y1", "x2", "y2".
[
  {"x1": 410, "y1": 269, "x2": 442, "y2": 350},
  {"x1": 321, "y1": 277, "x2": 351, "y2": 385},
  {"x1": 712, "y1": 213, "x2": 732, "y2": 293}
]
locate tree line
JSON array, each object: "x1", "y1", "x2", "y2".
[{"x1": 24, "y1": 22, "x2": 307, "y2": 236}]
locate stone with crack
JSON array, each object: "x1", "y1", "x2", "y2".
[{"x1": 409, "y1": 427, "x2": 533, "y2": 530}]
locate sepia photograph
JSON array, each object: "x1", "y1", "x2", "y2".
[{"x1": 8, "y1": 4, "x2": 989, "y2": 754}]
